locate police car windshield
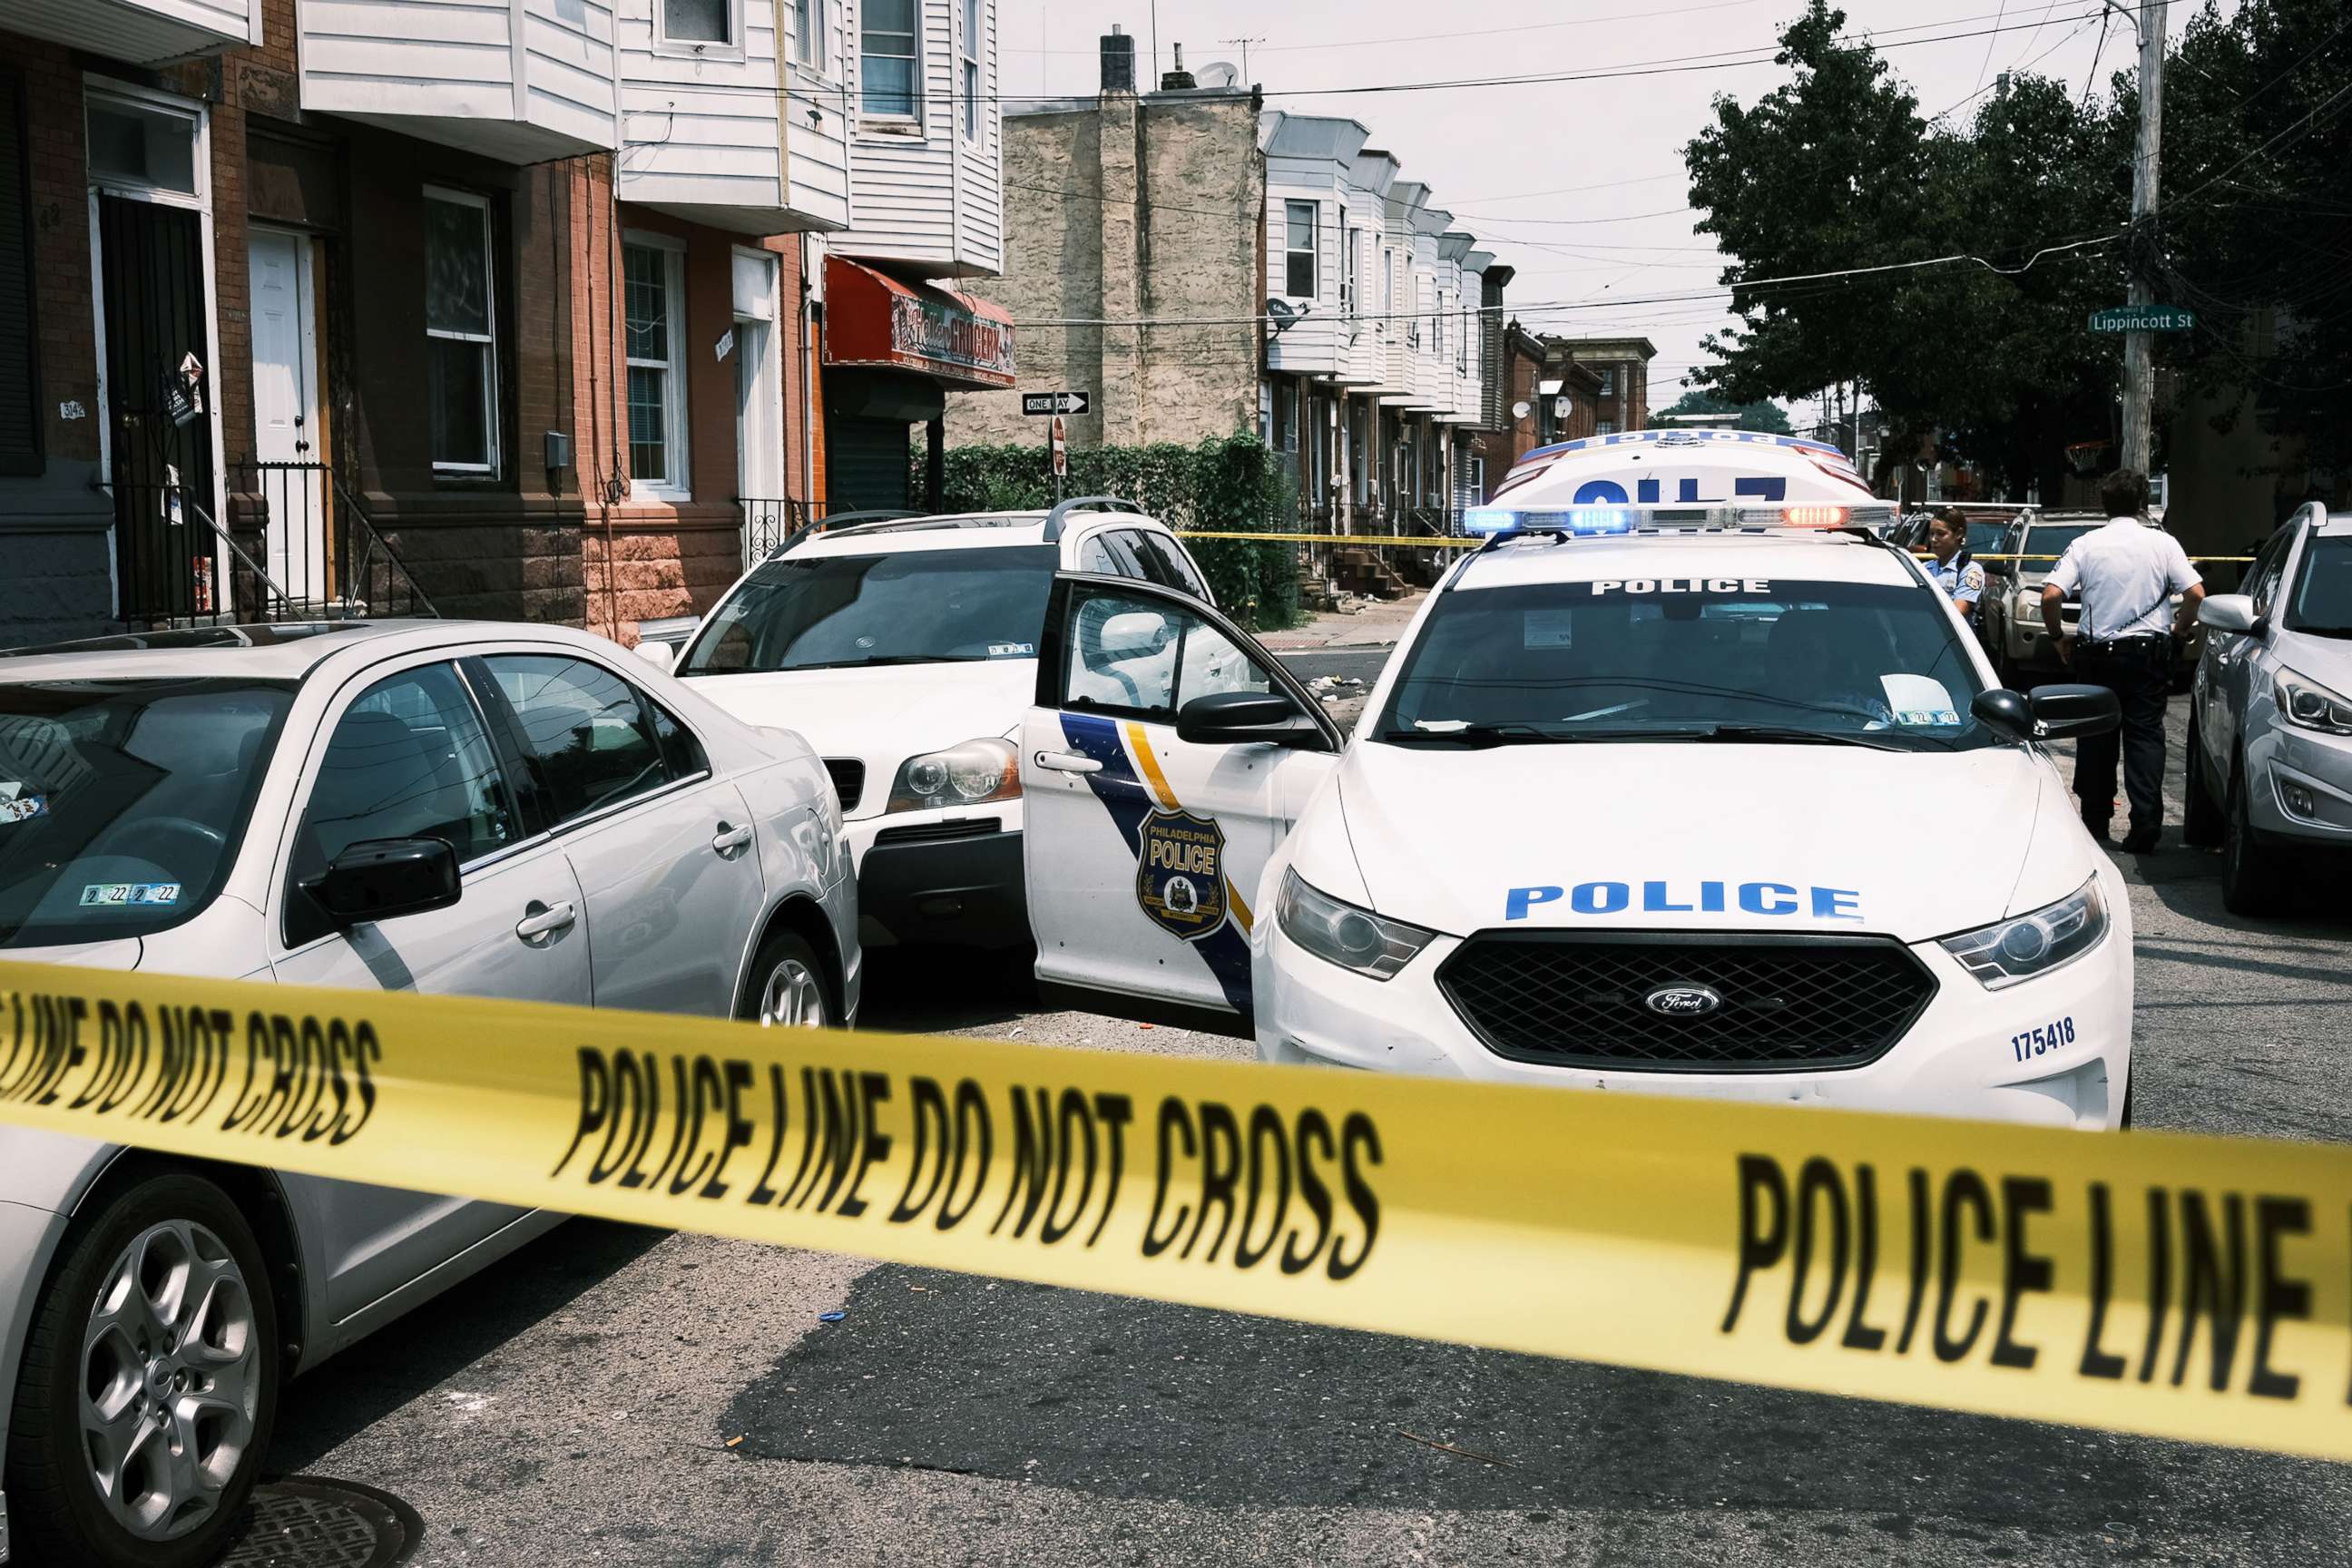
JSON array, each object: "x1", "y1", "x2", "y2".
[
  {"x1": 680, "y1": 545, "x2": 1060, "y2": 674},
  {"x1": 0, "y1": 679, "x2": 294, "y2": 948},
  {"x1": 1375, "y1": 578, "x2": 1991, "y2": 751},
  {"x1": 2286, "y1": 536, "x2": 2352, "y2": 635}
]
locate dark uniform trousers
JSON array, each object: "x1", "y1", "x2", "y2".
[{"x1": 2070, "y1": 636, "x2": 2171, "y2": 830}]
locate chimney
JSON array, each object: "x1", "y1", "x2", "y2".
[
  {"x1": 1100, "y1": 24, "x2": 1135, "y2": 93},
  {"x1": 1160, "y1": 42, "x2": 1195, "y2": 91}
]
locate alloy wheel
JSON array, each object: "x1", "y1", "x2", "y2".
[
  {"x1": 758, "y1": 957, "x2": 828, "y2": 1028},
  {"x1": 78, "y1": 1220, "x2": 260, "y2": 1543}
]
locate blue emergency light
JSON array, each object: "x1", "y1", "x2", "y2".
[{"x1": 1462, "y1": 506, "x2": 1637, "y2": 536}]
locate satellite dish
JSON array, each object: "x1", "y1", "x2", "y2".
[
  {"x1": 1511, "y1": 399, "x2": 1532, "y2": 420},
  {"x1": 1198, "y1": 61, "x2": 1240, "y2": 88},
  {"x1": 1266, "y1": 299, "x2": 1296, "y2": 324}
]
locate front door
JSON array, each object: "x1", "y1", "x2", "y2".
[
  {"x1": 270, "y1": 656, "x2": 580, "y2": 1323},
  {"x1": 98, "y1": 192, "x2": 216, "y2": 623},
  {"x1": 1020, "y1": 574, "x2": 1342, "y2": 1030},
  {"x1": 248, "y1": 228, "x2": 328, "y2": 605}
]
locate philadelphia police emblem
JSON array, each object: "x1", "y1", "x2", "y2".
[{"x1": 1134, "y1": 808, "x2": 1228, "y2": 940}]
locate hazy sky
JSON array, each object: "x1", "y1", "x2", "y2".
[{"x1": 996, "y1": 0, "x2": 2221, "y2": 425}]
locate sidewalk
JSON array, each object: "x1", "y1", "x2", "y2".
[{"x1": 1259, "y1": 591, "x2": 1427, "y2": 651}]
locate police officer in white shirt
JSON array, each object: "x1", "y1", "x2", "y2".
[{"x1": 2040, "y1": 469, "x2": 2205, "y2": 852}]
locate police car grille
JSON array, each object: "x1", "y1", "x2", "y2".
[
  {"x1": 1436, "y1": 933, "x2": 1936, "y2": 1072},
  {"x1": 823, "y1": 759, "x2": 866, "y2": 812}
]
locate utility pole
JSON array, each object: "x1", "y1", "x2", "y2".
[{"x1": 2116, "y1": 0, "x2": 2167, "y2": 475}]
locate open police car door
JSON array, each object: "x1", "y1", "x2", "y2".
[{"x1": 1020, "y1": 573, "x2": 1344, "y2": 1034}]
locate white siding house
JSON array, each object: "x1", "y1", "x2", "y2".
[
  {"x1": 1260, "y1": 113, "x2": 1367, "y2": 382},
  {"x1": 300, "y1": 0, "x2": 622, "y2": 162},
  {"x1": 1377, "y1": 179, "x2": 1426, "y2": 407},
  {"x1": 827, "y1": 0, "x2": 1003, "y2": 277},
  {"x1": 615, "y1": 0, "x2": 846, "y2": 232},
  {"x1": 0, "y1": 0, "x2": 257, "y2": 64}
]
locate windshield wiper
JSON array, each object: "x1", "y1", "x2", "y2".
[
  {"x1": 1377, "y1": 723, "x2": 1570, "y2": 747},
  {"x1": 1689, "y1": 724, "x2": 1920, "y2": 752}
]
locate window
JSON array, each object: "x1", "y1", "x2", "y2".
[
  {"x1": 1434, "y1": 290, "x2": 1446, "y2": 358},
  {"x1": 962, "y1": 0, "x2": 982, "y2": 141},
  {"x1": 657, "y1": 0, "x2": 738, "y2": 51},
  {"x1": 425, "y1": 188, "x2": 498, "y2": 474},
  {"x1": 1060, "y1": 587, "x2": 1273, "y2": 719},
  {"x1": 792, "y1": 0, "x2": 826, "y2": 67},
  {"x1": 1340, "y1": 227, "x2": 1358, "y2": 320},
  {"x1": 623, "y1": 238, "x2": 689, "y2": 498},
  {"x1": 485, "y1": 655, "x2": 676, "y2": 824},
  {"x1": 1597, "y1": 368, "x2": 1615, "y2": 397},
  {"x1": 1595, "y1": 420, "x2": 1616, "y2": 436},
  {"x1": 1378, "y1": 249, "x2": 1392, "y2": 337},
  {"x1": 861, "y1": 0, "x2": 919, "y2": 118},
  {"x1": 1456, "y1": 308, "x2": 1469, "y2": 374},
  {"x1": 2, "y1": 73, "x2": 39, "y2": 475},
  {"x1": 1124, "y1": 532, "x2": 1211, "y2": 601},
  {"x1": 1284, "y1": 201, "x2": 1317, "y2": 299},
  {"x1": 288, "y1": 663, "x2": 514, "y2": 945},
  {"x1": 84, "y1": 92, "x2": 198, "y2": 196},
  {"x1": 679, "y1": 546, "x2": 1060, "y2": 675}
]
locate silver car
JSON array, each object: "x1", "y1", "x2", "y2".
[
  {"x1": 0, "y1": 621, "x2": 858, "y2": 1567},
  {"x1": 2185, "y1": 504, "x2": 2352, "y2": 912}
]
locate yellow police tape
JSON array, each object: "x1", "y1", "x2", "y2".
[
  {"x1": 1174, "y1": 532, "x2": 2254, "y2": 564},
  {"x1": 4, "y1": 957, "x2": 2348, "y2": 1461}
]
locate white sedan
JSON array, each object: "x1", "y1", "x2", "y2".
[
  {"x1": 1013, "y1": 433, "x2": 2137, "y2": 1131},
  {"x1": 0, "y1": 619, "x2": 855, "y2": 1567}
]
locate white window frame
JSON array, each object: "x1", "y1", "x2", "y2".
[
  {"x1": 791, "y1": 0, "x2": 828, "y2": 71},
  {"x1": 653, "y1": 0, "x2": 747, "y2": 62},
  {"x1": 1456, "y1": 306, "x2": 1469, "y2": 375},
  {"x1": 1434, "y1": 289, "x2": 1446, "y2": 359},
  {"x1": 424, "y1": 184, "x2": 500, "y2": 478},
  {"x1": 961, "y1": 0, "x2": 983, "y2": 142},
  {"x1": 859, "y1": 0, "x2": 923, "y2": 127},
  {"x1": 622, "y1": 231, "x2": 691, "y2": 503},
  {"x1": 1377, "y1": 248, "x2": 1392, "y2": 340},
  {"x1": 1283, "y1": 201, "x2": 1318, "y2": 300},
  {"x1": 1596, "y1": 419, "x2": 1617, "y2": 436},
  {"x1": 1340, "y1": 227, "x2": 1358, "y2": 318}
]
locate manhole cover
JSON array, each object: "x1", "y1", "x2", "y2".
[{"x1": 217, "y1": 1476, "x2": 423, "y2": 1568}]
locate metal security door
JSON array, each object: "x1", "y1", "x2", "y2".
[{"x1": 100, "y1": 193, "x2": 216, "y2": 624}]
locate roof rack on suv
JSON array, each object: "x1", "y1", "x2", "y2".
[
  {"x1": 771, "y1": 508, "x2": 928, "y2": 556},
  {"x1": 1042, "y1": 495, "x2": 1148, "y2": 544}
]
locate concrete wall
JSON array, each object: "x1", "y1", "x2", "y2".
[{"x1": 947, "y1": 88, "x2": 1260, "y2": 451}]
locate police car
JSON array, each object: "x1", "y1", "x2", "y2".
[{"x1": 1014, "y1": 431, "x2": 2138, "y2": 1129}]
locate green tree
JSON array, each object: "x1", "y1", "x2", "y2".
[
  {"x1": 1685, "y1": 2, "x2": 2126, "y2": 499},
  {"x1": 1654, "y1": 387, "x2": 1794, "y2": 434}
]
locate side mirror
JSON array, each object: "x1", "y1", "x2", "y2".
[
  {"x1": 634, "y1": 640, "x2": 677, "y2": 675},
  {"x1": 2198, "y1": 593, "x2": 2257, "y2": 635},
  {"x1": 2029, "y1": 684, "x2": 2121, "y2": 740},
  {"x1": 1970, "y1": 688, "x2": 2034, "y2": 739},
  {"x1": 1177, "y1": 691, "x2": 1320, "y2": 747},
  {"x1": 302, "y1": 838, "x2": 461, "y2": 926},
  {"x1": 1095, "y1": 611, "x2": 1172, "y2": 660}
]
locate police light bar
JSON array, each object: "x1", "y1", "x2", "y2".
[{"x1": 1462, "y1": 506, "x2": 1635, "y2": 536}]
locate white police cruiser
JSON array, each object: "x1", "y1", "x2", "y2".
[{"x1": 1014, "y1": 431, "x2": 2138, "y2": 1129}]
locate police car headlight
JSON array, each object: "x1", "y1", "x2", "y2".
[
  {"x1": 1936, "y1": 876, "x2": 2107, "y2": 989},
  {"x1": 887, "y1": 739, "x2": 1022, "y2": 813},
  {"x1": 2277, "y1": 671, "x2": 2352, "y2": 736},
  {"x1": 1276, "y1": 868, "x2": 1433, "y2": 981}
]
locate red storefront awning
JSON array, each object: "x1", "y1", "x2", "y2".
[{"x1": 822, "y1": 256, "x2": 1016, "y2": 391}]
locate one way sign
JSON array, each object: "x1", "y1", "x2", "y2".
[{"x1": 1021, "y1": 389, "x2": 1091, "y2": 416}]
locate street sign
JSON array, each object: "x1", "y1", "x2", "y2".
[
  {"x1": 2088, "y1": 306, "x2": 2197, "y2": 333},
  {"x1": 1050, "y1": 415, "x2": 1069, "y2": 480},
  {"x1": 1022, "y1": 390, "x2": 1091, "y2": 416}
]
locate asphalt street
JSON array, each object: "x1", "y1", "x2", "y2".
[{"x1": 255, "y1": 647, "x2": 2352, "y2": 1568}]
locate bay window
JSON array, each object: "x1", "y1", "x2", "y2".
[{"x1": 862, "y1": 0, "x2": 919, "y2": 118}]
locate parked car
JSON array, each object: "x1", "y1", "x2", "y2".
[
  {"x1": 1975, "y1": 512, "x2": 2204, "y2": 688},
  {"x1": 0, "y1": 620, "x2": 857, "y2": 1568},
  {"x1": 646, "y1": 499, "x2": 1218, "y2": 954},
  {"x1": 2185, "y1": 503, "x2": 2352, "y2": 911}
]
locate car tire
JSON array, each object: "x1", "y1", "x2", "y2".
[
  {"x1": 740, "y1": 927, "x2": 834, "y2": 1028},
  {"x1": 2119, "y1": 1071, "x2": 2134, "y2": 1131},
  {"x1": 5, "y1": 1171, "x2": 279, "y2": 1568},
  {"x1": 2182, "y1": 710, "x2": 2223, "y2": 848},
  {"x1": 2220, "y1": 760, "x2": 2286, "y2": 916}
]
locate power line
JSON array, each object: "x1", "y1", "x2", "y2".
[{"x1": 1003, "y1": 0, "x2": 1775, "y2": 57}]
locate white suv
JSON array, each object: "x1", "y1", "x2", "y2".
[{"x1": 649, "y1": 500, "x2": 1216, "y2": 950}]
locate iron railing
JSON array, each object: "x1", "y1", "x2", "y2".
[
  {"x1": 114, "y1": 460, "x2": 436, "y2": 630},
  {"x1": 738, "y1": 497, "x2": 839, "y2": 565}
]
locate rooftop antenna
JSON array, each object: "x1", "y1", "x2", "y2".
[{"x1": 1220, "y1": 35, "x2": 1266, "y2": 83}]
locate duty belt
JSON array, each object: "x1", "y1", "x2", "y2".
[{"x1": 2078, "y1": 632, "x2": 2170, "y2": 653}]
